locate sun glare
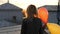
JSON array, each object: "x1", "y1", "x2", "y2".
[
  {"x1": 9, "y1": 0, "x2": 58, "y2": 9},
  {"x1": 0, "y1": 0, "x2": 7, "y2": 5}
]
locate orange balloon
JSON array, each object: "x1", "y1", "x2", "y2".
[{"x1": 38, "y1": 7, "x2": 48, "y2": 24}]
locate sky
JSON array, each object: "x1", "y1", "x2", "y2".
[
  {"x1": 0, "y1": 0, "x2": 7, "y2": 5},
  {"x1": 0, "y1": 0, "x2": 59, "y2": 9}
]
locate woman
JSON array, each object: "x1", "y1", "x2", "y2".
[{"x1": 21, "y1": 5, "x2": 43, "y2": 34}]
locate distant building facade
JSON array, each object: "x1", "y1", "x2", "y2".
[{"x1": 0, "y1": 3, "x2": 23, "y2": 24}]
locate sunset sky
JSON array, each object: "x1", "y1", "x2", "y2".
[{"x1": 0, "y1": 0, "x2": 59, "y2": 9}]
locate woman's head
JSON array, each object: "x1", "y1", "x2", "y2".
[{"x1": 27, "y1": 5, "x2": 37, "y2": 18}]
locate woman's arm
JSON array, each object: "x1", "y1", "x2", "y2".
[
  {"x1": 21, "y1": 20, "x2": 27, "y2": 34},
  {"x1": 38, "y1": 19, "x2": 43, "y2": 34}
]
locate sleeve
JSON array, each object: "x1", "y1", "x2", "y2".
[
  {"x1": 21, "y1": 19, "x2": 27, "y2": 34},
  {"x1": 37, "y1": 19, "x2": 43, "y2": 34},
  {"x1": 38, "y1": 19, "x2": 42, "y2": 27}
]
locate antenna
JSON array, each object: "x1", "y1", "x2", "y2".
[{"x1": 7, "y1": 0, "x2": 9, "y2": 3}]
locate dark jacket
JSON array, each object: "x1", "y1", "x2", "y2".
[{"x1": 21, "y1": 17, "x2": 43, "y2": 34}]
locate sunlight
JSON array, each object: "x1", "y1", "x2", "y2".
[
  {"x1": 0, "y1": 0, "x2": 58, "y2": 9},
  {"x1": 0, "y1": 0, "x2": 7, "y2": 5},
  {"x1": 9, "y1": 0, "x2": 58, "y2": 9}
]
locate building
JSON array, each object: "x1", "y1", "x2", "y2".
[
  {"x1": 0, "y1": 2, "x2": 23, "y2": 24},
  {"x1": 0, "y1": 1, "x2": 23, "y2": 34}
]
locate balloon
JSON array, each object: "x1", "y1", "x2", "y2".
[
  {"x1": 38, "y1": 7, "x2": 48, "y2": 24},
  {"x1": 47, "y1": 23, "x2": 60, "y2": 34}
]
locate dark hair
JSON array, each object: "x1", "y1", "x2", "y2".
[{"x1": 27, "y1": 5, "x2": 37, "y2": 18}]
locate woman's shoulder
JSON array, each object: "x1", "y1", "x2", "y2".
[
  {"x1": 23, "y1": 18, "x2": 31, "y2": 22},
  {"x1": 23, "y1": 18, "x2": 28, "y2": 22},
  {"x1": 23, "y1": 17, "x2": 41, "y2": 21},
  {"x1": 23, "y1": 17, "x2": 42, "y2": 23},
  {"x1": 34, "y1": 17, "x2": 41, "y2": 20},
  {"x1": 33, "y1": 17, "x2": 42, "y2": 23},
  {"x1": 22, "y1": 18, "x2": 28, "y2": 25}
]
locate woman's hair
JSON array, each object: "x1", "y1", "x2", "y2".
[{"x1": 27, "y1": 5, "x2": 37, "y2": 18}]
